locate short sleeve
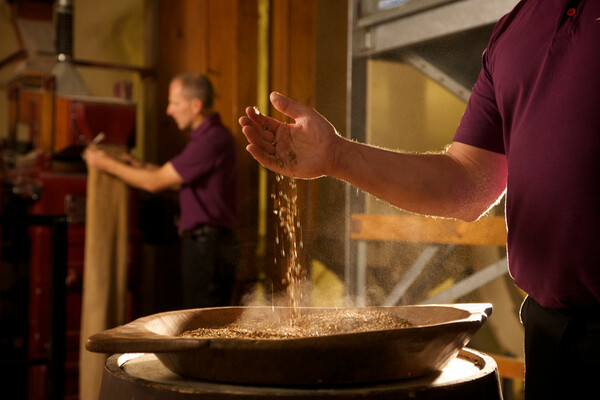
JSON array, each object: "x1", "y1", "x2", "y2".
[{"x1": 453, "y1": 49, "x2": 505, "y2": 155}]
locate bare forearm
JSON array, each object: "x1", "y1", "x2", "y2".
[
  {"x1": 100, "y1": 157, "x2": 157, "y2": 191},
  {"x1": 97, "y1": 157, "x2": 180, "y2": 193},
  {"x1": 332, "y1": 139, "x2": 507, "y2": 221}
]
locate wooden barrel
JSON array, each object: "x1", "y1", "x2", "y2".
[{"x1": 98, "y1": 348, "x2": 502, "y2": 399}]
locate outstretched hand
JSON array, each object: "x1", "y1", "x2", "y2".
[{"x1": 238, "y1": 92, "x2": 342, "y2": 179}]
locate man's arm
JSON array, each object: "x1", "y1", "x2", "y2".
[
  {"x1": 239, "y1": 92, "x2": 507, "y2": 221},
  {"x1": 336, "y1": 140, "x2": 507, "y2": 221},
  {"x1": 83, "y1": 148, "x2": 183, "y2": 193}
]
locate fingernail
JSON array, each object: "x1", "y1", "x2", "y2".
[{"x1": 253, "y1": 106, "x2": 260, "y2": 115}]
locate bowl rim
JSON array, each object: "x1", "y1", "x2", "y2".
[{"x1": 86, "y1": 303, "x2": 492, "y2": 353}]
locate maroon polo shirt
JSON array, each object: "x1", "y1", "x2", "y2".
[
  {"x1": 171, "y1": 113, "x2": 239, "y2": 231},
  {"x1": 454, "y1": 0, "x2": 600, "y2": 309}
]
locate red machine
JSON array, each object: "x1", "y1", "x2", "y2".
[
  {"x1": 0, "y1": 71, "x2": 141, "y2": 399},
  {"x1": 0, "y1": 1, "x2": 144, "y2": 397}
]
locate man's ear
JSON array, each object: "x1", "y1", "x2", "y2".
[{"x1": 191, "y1": 98, "x2": 203, "y2": 115}]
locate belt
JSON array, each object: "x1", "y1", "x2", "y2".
[{"x1": 179, "y1": 224, "x2": 227, "y2": 239}]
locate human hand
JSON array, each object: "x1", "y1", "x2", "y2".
[
  {"x1": 82, "y1": 147, "x2": 111, "y2": 171},
  {"x1": 120, "y1": 152, "x2": 144, "y2": 168},
  {"x1": 239, "y1": 92, "x2": 342, "y2": 179}
]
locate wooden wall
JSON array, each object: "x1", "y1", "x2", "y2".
[{"x1": 154, "y1": 0, "x2": 348, "y2": 301}]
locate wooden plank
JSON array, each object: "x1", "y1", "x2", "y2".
[{"x1": 350, "y1": 214, "x2": 507, "y2": 246}]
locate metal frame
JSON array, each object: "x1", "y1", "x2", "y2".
[
  {"x1": 401, "y1": 51, "x2": 472, "y2": 102},
  {"x1": 353, "y1": 0, "x2": 519, "y2": 57}
]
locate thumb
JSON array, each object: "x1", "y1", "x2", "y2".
[{"x1": 270, "y1": 91, "x2": 310, "y2": 121}]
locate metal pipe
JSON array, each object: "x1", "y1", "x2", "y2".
[
  {"x1": 55, "y1": 0, "x2": 74, "y2": 62},
  {"x1": 51, "y1": 0, "x2": 88, "y2": 95}
]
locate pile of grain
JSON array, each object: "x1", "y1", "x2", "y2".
[{"x1": 180, "y1": 309, "x2": 411, "y2": 340}]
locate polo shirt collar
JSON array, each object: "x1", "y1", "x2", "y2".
[{"x1": 190, "y1": 113, "x2": 221, "y2": 137}]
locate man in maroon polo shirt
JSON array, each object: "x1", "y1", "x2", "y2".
[
  {"x1": 85, "y1": 72, "x2": 239, "y2": 309},
  {"x1": 239, "y1": 1, "x2": 599, "y2": 398}
]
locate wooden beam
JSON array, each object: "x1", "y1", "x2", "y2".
[{"x1": 350, "y1": 214, "x2": 507, "y2": 246}]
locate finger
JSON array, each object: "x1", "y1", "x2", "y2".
[
  {"x1": 245, "y1": 144, "x2": 286, "y2": 174},
  {"x1": 239, "y1": 113, "x2": 263, "y2": 131},
  {"x1": 269, "y1": 91, "x2": 311, "y2": 121},
  {"x1": 239, "y1": 115, "x2": 265, "y2": 146},
  {"x1": 82, "y1": 148, "x2": 95, "y2": 163},
  {"x1": 242, "y1": 107, "x2": 278, "y2": 142},
  {"x1": 243, "y1": 106, "x2": 268, "y2": 129},
  {"x1": 241, "y1": 122, "x2": 277, "y2": 156}
]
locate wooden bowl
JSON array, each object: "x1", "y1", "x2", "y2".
[{"x1": 86, "y1": 303, "x2": 492, "y2": 386}]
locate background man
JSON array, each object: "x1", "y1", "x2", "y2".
[{"x1": 85, "y1": 72, "x2": 240, "y2": 309}]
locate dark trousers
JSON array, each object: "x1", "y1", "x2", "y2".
[
  {"x1": 181, "y1": 225, "x2": 239, "y2": 309},
  {"x1": 520, "y1": 296, "x2": 600, "y2": 399}
]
